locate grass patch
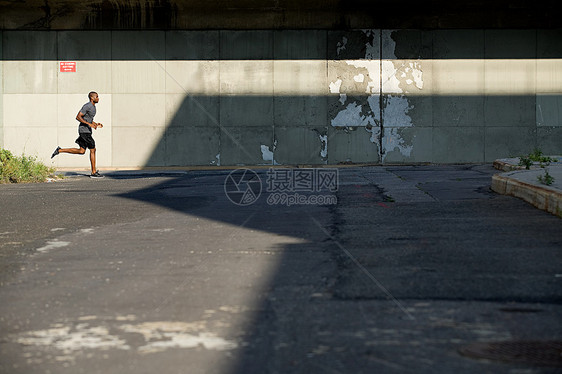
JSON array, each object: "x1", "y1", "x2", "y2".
[{"x1": 0, "y1": 148, "x2": 57, "y2": 184}]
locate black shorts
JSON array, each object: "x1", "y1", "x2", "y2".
[{"x1": 75, "y1": 133, "x2": 96, "y2": 150}]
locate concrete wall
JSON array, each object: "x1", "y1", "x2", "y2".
[{"x1": 1, "y1": 29, "x2": 561, "y2": 167}]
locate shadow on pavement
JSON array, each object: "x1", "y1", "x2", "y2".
[{"x1": 114, "y1": 165, "x2": 562, "y2": 373}]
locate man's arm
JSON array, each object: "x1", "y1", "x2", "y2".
[{"x1": 76, "y1": 111, "x2": 98, "y2": 129}]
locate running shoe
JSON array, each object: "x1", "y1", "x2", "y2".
[
  {"x1": 51, "y1": 146, "x2": 61, "y2": 159},
  {"x1": 90, "y1": 171, "x2": 105, "y2": 178}
]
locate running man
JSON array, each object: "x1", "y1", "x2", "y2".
[{"x1": 51, "y1": 91, "x2": 104, "y2": 178}]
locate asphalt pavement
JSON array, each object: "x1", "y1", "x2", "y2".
[{"x1": 0, "y1": 164, "x2": 561, "y2": 374}]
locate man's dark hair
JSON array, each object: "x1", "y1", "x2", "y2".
[{"x1": 88, "y1": 91, "x2": 98, "y2": 100}]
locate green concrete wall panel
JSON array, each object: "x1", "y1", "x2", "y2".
[
  {"x1": 220, "y1": 31, "x2": 273, "y2": 60},
  {"x1": 484, "y1": 96, "x2": 536, "y2": 127},
  {"x1": 385, "y1": 95, "x2": 433, "y2": 128},
  {"x1": 538, "y1": 29, "x2": 562, "y2": 59},
  {"x1": 485, "y1": 127, "x2": 537, "y2": 162},
  {"x1": 383, "y1": 30, "x2": 432, "y2": 60},
  {"x1": 433, "y1": 97, "x2": 485, "y2": 128},
  {"x1": 432, "y1": 30, "x2": 485, "y2": 129},
  {"x1": 2, "y1": 31, "x2": 56, "y2": 59},
  {"x1": 485, "y1": 30, "x2": 536, "y2": 59},
  {"x1": 3, "y1": 61, "x2": 57, "y2": 93},
  {"x1": 220, "y1": 59, "x2": 273, "y2": 96},
  {"x1": 58, "y1": 61, "x2": 111, "y2": 94},
  {"x1": 274, "y1": 30, "x2": 326, "y2": 60},
  {"x1": 112, "y1": 31, "x2": 165, "y2": 60},
  {"x1": 111, "y1": 31, "x2": 165, "y2": 94},
  {"x1": 382, "y1": 127, "x2": 432, "y2": 163},
  {"x1": 537, "y1": 127, "x2": 562, "y2": 155},
  {"x1": 57, "y1": 31, "x2": 111, "y2": 94},
  {"x1": 113, "y1": 94, "x2": 165, "y2": 127},
  {"x1": 165, "y1": 31, "x2": 219, "y2": 60},
  {"x1": 273, "y1": 59, "x2": 327, "y2": 127},
  {"x1": 220, "y1": 96, "x2": 273, "y2": 128},
  {"x1": 433, "y1": 30, "x2": 484, "y2": 59},
  {"x1": 3, "y1": 31, "x2": 57, "y2": 93},
  {"x1": 166, "y1": 94, "x2": 219, "y2": 128},
  {"x1": 328, "y1": 95, "x2": 379, "y2": 127},
  {"x1": 220, "y1": 127, "x2": 274, "y2": 166},
  {"x1": 328, "y1": 30, "x2": 380, "y2": 60},
  {"x1": 58, "y1": 31, "x2": 111, "y2": 60},
  {"x1": 165, "y1": 32, "x2": 220, "y2": 98},
  {"x1": 274, "y1": 96, "x2": 327, "y2": 128},
  {"x1": 537, "y1": 95, "x2": 562, "y2": 127},
  {"x1": 165, "y1": 61, "x2": 220, "y2": 95},
  {"x1": 327, "y1": 127, "x2": 380, "y2": 164},
  {"x1": 164, "y1": 126, "x2": 220, "y2": 166},
  {"x1": 4, "y1": 94, "x2": 57, "y2": 126},
  {"x1": 112, "y1": 126, "x2": 167, "y2": 167},
  {"x1": 432, "y1": 127, "x2": 485, "y2": 163},
  {"x1": 274, "y1": 127, "x2": 326, "y2": 165},
  {"x1": 4, "y1": 126, "x2": 57, "y2": 159}
]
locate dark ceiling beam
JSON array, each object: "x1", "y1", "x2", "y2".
[{"x1": 0, "y1": 0, "x2": 559, "y2": 30}]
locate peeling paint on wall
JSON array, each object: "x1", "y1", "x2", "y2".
[
  {"x1": 261, "y1": 145, "x2": 273, "y2": 162},
  {"x1": 383, "y1": 30, "x2": 397, "y2": 59},
  {"x1": 211, "y1": 153, "x2": 221, "y2": 166},
  {"x1": 347, "y1": 60, "x2": 380, "y2": 94},
  {"x1": 353, "y1": 73, "x2": 364, "y2": 83},
  {"x1": 329, "y1": 79, "x2": 342, "y2": 93},
  {"x1": 336, "y1": 37, "x2": 347, "y2": 55},
  {"x1": 329, "y1": 30, "x2": 424, "y2": 162},
  {"x1": 380, "y1": 30, "x2": 425, "y2": 161},
  {"x1": 260, "y1": 142, "x2": 277, "y2": 165},
  {"x1": 366, "y1": 126, "x2": 381, "y2": 144},
  {"x1": 363, "y1": 29, "x2": 379, "y2": 59},
  {"x1": 319, "y1": 134, "x2": 328, "y2": 158},
  {"x1": 383, "y1": 96, "x2": 413, "y2": 127},
  {"x1": 331, "y1": 102, "x2": 377, "y2": 127},
  {"x1": 329, "y1": 30, "x2": 382, "y2": 163},
  {"x1": 383, "y1": 128, "x2": 413, "y2": 158}
]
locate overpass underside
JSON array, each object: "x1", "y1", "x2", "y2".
[{"x1": 0, "y1": 1, "x2": 560, "y2": 167}]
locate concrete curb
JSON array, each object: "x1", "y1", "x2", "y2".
[
  {"x1": 492, "y1": 173, "x2": 562, "y2": 217},
  {"x1": 492, "y1": 158, "x2": 562, "y2": 218},
  {"x1": 493, "y1": 159, "x2": 526, "y2": 172}
]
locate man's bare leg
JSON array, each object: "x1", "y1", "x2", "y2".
[
  {"x1": 59, "y1": 147, "x2": 86, "y2": 155},
  {"x1": 89, "y1": 148, "x2": 96, "y2": 175}
]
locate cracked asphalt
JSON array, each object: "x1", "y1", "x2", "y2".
[{"x1": 0, "y1": 164, "x2": 561, "y2": 374}]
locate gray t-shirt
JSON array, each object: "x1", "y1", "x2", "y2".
[{"x1": 78, "y1": 102, "x2": 96, "y2": 134}]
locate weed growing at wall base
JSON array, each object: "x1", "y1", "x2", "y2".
[
  {"x1": 537, "y1": 169, "x2": 555, "y2": 186},
  {"x1": 519, "y1": 148, "x2": 558, "y2": 170},
  {"x1": 0, "y1": 149, "x2": 57, "y2": 184}
]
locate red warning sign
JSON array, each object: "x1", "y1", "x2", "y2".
[{"x1": 59, "y1": 61, "x2": 76, "y2": 73}]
